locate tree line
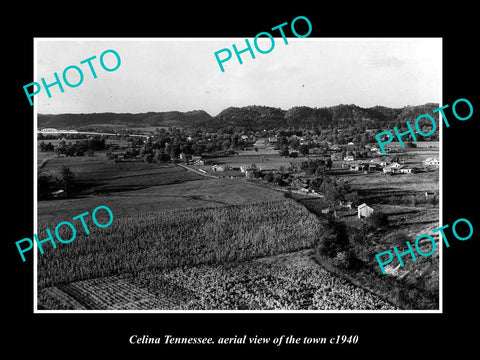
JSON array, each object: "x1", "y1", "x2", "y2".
[{"x1": 39, "y1": 137, "x2": 106, "y2": 157}]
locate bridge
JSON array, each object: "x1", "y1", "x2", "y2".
[{"x1": 37, "y1": 128, "x2": 149, "y2": 138}]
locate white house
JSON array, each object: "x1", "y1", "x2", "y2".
[
  {"x1": 211, "y1": 164, "x2": 226, "y2": 172},
  {"x1": 424, "y1": 158, "x2": 439, "y2": 166},
  {"x1": 358, "y1": 203, "x2": 374, "y2": 219},
  {"x1": 383, "y1": 162, "x2": 403, "y2": 174},
  {"x1": 398, "y1": 167, "x2": 413, "y2": 174}
]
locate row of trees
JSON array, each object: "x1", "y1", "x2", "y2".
[
  {"x1": 114, "y1": 129, "x2": 253, "y2": 163},
  {"x1": 317, "y1": 212, "x2": 389, "y2": 269},
  {"x1": 300, "y1": 158, "x2": 333, "y2": 175},
  {"x1": 39, "y1": 137, "x2": 106, "y2": 157}
]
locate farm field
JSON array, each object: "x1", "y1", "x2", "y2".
[
  {"x1": 342, "y1": 168, "x2": 439, "y2": 200},
  {"x1": 203, "y1": 153, "x2": 301, "y2": 170},
  {"x1": 38, "y1": 152, "x2": 206, "y2": 194},
  {"x1": 36, "y1": 138, "x2": 440, "y2": 311},
  {"x1": 332, "y1": 142, "x2": 439, "y2": 204},
  {"x1": 37, "y1": 176, "x2": 290, "y2": 223},
  {"x1": 37, "y1": 199, "x2": 324, "y2": 289},
  {"x1": 38, "y1": 249, "x2": 397, "y2": 310}
]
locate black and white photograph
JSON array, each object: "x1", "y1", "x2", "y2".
[
  {"x1": 33, "y1": 38, "x2": 441, "y2": 312},
  {"x1": 5, "y1": 5, "x2": 478, "y2": 356}
]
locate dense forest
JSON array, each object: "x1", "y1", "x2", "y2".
[{"x1": 38, "y1": 103, "x2": 440, "y2": 134}]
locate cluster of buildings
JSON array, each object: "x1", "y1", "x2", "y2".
[
  {"x1": 291, "y1": 191, "x2": 375, "y2": 221},
  {"x1": 344, "y1": 156, "x2": 438, "y2": 175},
  {"x1": 342, "y1": 158, "x2": 416, "y2": 175}
]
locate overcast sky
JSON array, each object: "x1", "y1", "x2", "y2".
[{"x1": 35, "y1": 38, "x2": 442, "y2": 116}]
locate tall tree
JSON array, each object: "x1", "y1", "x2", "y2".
[
  {"x1": 279, "y1": 144, "x2": 289, "y2": 157},
  {"x1": 58, "y1": 166, "x2": 75, "y2": 196}
]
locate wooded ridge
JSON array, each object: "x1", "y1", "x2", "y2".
[{"x1": 38, "y1": 103, "x2": 439, "y2": 131}]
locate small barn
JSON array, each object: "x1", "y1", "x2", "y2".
[{"x1": 358, "y1": 203, "x2": 374, "y2": 219}]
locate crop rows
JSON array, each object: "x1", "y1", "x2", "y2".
[
  {"x1": 37, "y1": 286, "x2": 87, "y2": 310},
  {"x1": 126, "y1": 251, "x2": 397, "y2": 310},
  {"x1": 39, "y1": 276, "x2": 171, "y2": 310},
  {"x1": 38, "y1": 199, "x2": 323, "y2": 289},
  {"x1": 40, "y1": 251, "x2": 397, "y2": 310}
]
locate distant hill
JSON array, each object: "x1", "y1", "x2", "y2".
[
  {"x1": 38, "y1": 110, "x2": 213, "y2": 129},
  {"x1": 209, "y1": 103, "x2": 440, "y2": 130},
  {"x1": 38, "y1": 103, "x2": 439, "y2": 130},
  {"x1": 212, "y1": 105, "x2": 286, "y2": 129}
]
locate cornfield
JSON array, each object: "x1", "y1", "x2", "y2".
[{"x1": 37, "y1": 199, "x2": 323, "y2": 289}]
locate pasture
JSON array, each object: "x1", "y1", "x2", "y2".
[{"x1": 37, "y1": 175, "x2": 290, "y2": 224}]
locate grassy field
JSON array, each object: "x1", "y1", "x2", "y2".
[
  {"x1": 39, "y1": 152, "x2": 206, "y2": 193},
  {"x1": 37, "y1": 176, "x2": 290, "y2": 224}
]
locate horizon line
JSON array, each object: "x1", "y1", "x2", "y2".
[{"x1": 37, "y1": 101, "x2": 440, "y2": 117}]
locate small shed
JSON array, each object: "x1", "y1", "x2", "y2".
[{"x1": 358, "y1": 203, "x2": 374, "y2": 219}]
